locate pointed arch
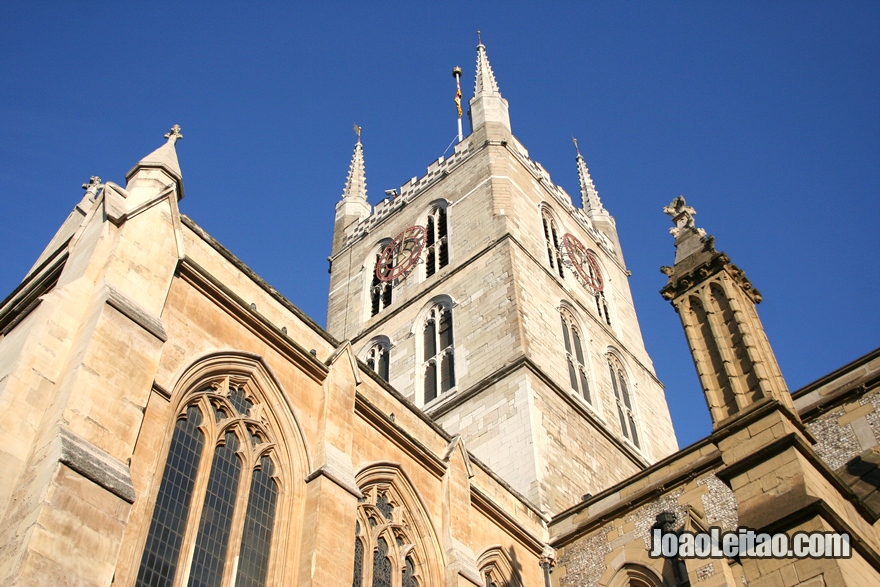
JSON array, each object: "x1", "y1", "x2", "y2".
[
  {"x1": 540, "y1": 204, "x2": 565, "y2": 278},
  {"x1": 134, "y1": 351, "x2": 310, "y2": 587},
  {"x1": 423, "y1": 199, "x2": 450, "y2": 279},
  {"x1": 559, "y1": 302, "x2": 593, "y2": 405},
  {"x1": 369, "y1": 238, "x2": 395, "y2": 317},
  {"x1": 606, "y1": 563, "x2": 664, "y2": 587},
  {"x1": 477, "y1": 546, "x2": 524, "y2": 587},
  {"x1": 361, "y1": 335, "x2": 392, "y2": 382},
  {"x1": 605, "y1": 349, "x2": 640, "y2": 449},
  {"x1": 413, "y1": 295, "x2": 457, "y2": 406},
  {"x1": 352, "y1": 463, "x2": 445, "y2": 587}
]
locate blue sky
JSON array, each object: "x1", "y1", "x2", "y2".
[{"x1": 1, "y1": 3, "x2": 878, "y2": 449}]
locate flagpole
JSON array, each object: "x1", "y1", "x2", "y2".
[{"x1": 453, "y1": 66, "x2": 463, "y2": 143}]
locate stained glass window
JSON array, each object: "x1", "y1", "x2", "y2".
[
  {"x1": 236, "y1": 457, "x2": 279, "y2": 587},
  {"x1": 352, "y1": 485, "x2": 424, "y2": 587},
  {"x1": 137, "y1": 383, "x2": 282, "y2": 587},
  {"x1": 136, "y1": 406, "x2": 204, "y2": 587}
]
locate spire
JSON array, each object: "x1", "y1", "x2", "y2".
[
  {"x1": 468, "y1": 33, "x2": 511, "y2": 134},
  {"x1": 341, "y1": 126, "x2": 367, "y2": 201},
  {"x1": 573, "y1": 137, "x2": 604, "y2": 216},
  {"x1": 474, "y1": 33, "x2": 501, "y2": 97}
]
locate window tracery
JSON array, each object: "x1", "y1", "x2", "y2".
[
  {"x1": 424, "y1": 204, "x2": 449, "y2": 278},
  {"x1": 607, "y1": 354, "x2": 640, "y2": 448},
  {"x1": 136, "y1": 379, "x2": 280, "y2": 587},
  {"x1": 421, "y1": 302, "x2": 455, "y2": 404},
  {"x1": 352, "y1": 485, "x2": 423, "y2": 587},
  {"x1": 365, "y1": 337, "x2": 391, "y2": 382},
  {"x1": 542, "y1": 208, "x2": 565, "y2": 278},
  {"x1": 371, "y1": 241, "x2": 394, "y2": 316},
  {"x1": 477, "y1": 547, "x2": 523, "y2": 587},
  {"x1": 560, "y1": 308, "x2": 591, "y2": 403}
]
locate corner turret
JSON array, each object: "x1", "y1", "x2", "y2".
[
  {"x1": 660, "y1": 196, "x2": 794, "y2": 427},
  {"x1": 468, "y1": 34, "x2": 511, "y2": 138}
]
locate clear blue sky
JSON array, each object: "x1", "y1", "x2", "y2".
[{"x1": 1, "y1": 3, "x2": 878, "y2": 448}]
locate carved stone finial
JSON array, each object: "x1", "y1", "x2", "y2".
[
  {"x1": 572, "y1": 136, "x2": 580, "y2": 156},
  {"x1": 81, "y1": 176, "x2": 102, "y2": 190},
  {"x1": 664, "y1": 195, "x2": 705, "y2": 239},
  {"x1": 164, "y1": 124, "x2": 183, "y2": 143}
]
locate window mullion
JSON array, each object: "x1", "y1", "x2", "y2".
[
  {"x1": 174, "y1": 396, "x2": 220, "y2": 587},
  {"x1": 221, "y1": 422, "x2": 255, "y2": 587}
]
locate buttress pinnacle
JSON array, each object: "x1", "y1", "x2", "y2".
[
  {"x1": 341, "y1": 137, "x2": 367, "y2": 201},
  {"x1": 573, "y1": 137, "x2": 604, "y2": 216}
]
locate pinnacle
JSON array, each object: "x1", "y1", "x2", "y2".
[
  {"x1": 573, "y1": 138, "x2": 604, "y2": 216},
  {"x1": 474, "y1": 41, "x2": 501, "y2": 97},
  {"x1": 128, "y1": 124, "x2": 183, "y2": 182},
  {"x1": 341, "y1": 139, "x2": 367, "y2": 201}
]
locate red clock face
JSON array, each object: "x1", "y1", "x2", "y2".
[
  {"x1": 376, "y1": 225, "x2": 428, "y2": 282},
  {"x1": 561, "y1": 233, "x2": 604, "y2": 293}
]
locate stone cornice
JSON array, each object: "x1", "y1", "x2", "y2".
[
  {"x1": 471, "y1": 485, "x2": 548, "y2": 555},
  {"x1": 177, "y1": 257, "x2": 329, "y2": 383},
  {"x1": 660, "y1": 249, "x2": 761, "y2": 303}
]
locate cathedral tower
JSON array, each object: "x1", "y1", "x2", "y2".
[{"x1": 327, "y1": 41, "x2": 677, "y2": 514}]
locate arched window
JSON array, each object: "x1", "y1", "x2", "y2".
[
  {"x1": 477, "y1": 547, "x2": 523, "y2": 587},
  {"x1": 371, "y1": 242, "x2": 394, "y2": 316},
  {"x1": 365, "y1": 337, "x2": 391, "y2": 382},
  {"x1": 596, "y1": 292, "x2": 611, "y2": 326},
  {"x1": 542, "y1": 208, "x2": 564, "y2": 278},
  {"x1": 136, "y1": 380, "x2": 280, "y2": 587},
  {"x1": 560, "y1": 308, "x2": 591, "y2": 403},
  {"x1": 421, "y1": 302, "x2": 455, "y2": 404},
  {"x1": 424, "y1": 204, "x2": 449, "y2": 278},
  {"x1": 351, "y1": 485, "x2": 424, "y2": 587},
  {"x1": 607, "y1": 354, "x2": 640, "y2": 448}
]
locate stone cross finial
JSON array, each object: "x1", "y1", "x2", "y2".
[
  {"x1": 164, "y1": 124, "x2": 183, "y2": 143},
  {"x1": 81, "y1": 176, "x2": 102, "y2": 190},
  {"x1": 664, "y1": 195, "x2": 703, "y2": 239}
]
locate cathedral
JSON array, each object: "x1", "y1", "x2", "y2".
[{"x1": 0, "y1": 40, "x2": 877, "y2": 587}]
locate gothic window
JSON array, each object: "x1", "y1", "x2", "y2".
[
  {"x1": 136, "y1": 381, "x2": 280, "y2": 587},
  {"x1": 607, "y1": 354, "x2": 640, "y2": 448},
  {"x1": 560, "y1": 309, "x2": 591, "y2": 403},
  {"x1": 351, "y1": 485, "x2": 423, "y2": 587},
  {"x1": 371, "y1": 242, "x2": 394, "y2": 316},
  {"x1": 542, "y1": 208, "x2": 564, "y2": 278},
  {"x1": 424, "y1": 204, "x2": 449, "y2": 278},
  {"x1": 365, "y1": 337, "x2": 391, "y2": 382},
  {"x1": 422, "y1": 302, "x2": 455, "y2": 404},
  {"x1": 596, "y1": 292, "x2": 611, "y2": 326},
  {"x1": 477, "y1": 547, "x2": 523, "y2": 587}
]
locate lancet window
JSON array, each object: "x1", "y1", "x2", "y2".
[
  {"x1": 422, "y1": 302, "x2": 455, "y2": 404},
  {"x1": 424, "y1": 204, "x2": 449, "y2": 278},
  {"x1": 607, "y1": 354, "x2": 640, "y2": 448},
  {"x1": 596, "y1": 292, "x2": 611, "y2": 326},
  {"x1": 136, "y1": 381, "x2": 280, "y2": 587},
  {"x1": 365, "y1": 337, "x2": 391, "y2": 382},
  {"x1": 542, "y1": 209, "x2": 564, "y2": 278},
  {"x1": 371, "y1": 243, "x2": 394, "y2": 316},
  {"x1": 560, "y1": 309, "x2": 591, "y2": 403},
  {"x1": 352, "y1": 485, "x2": 423, "y2": 587}
]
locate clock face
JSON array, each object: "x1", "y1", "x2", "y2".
[
  {"x1": 561, "y1": 233, "x2": 604, "y2": 293},
  {"x1": 375, "y1": 225, "x2": 428, "y2": 282}
]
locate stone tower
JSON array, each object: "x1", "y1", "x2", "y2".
[
  {"x1": 660, "y1": 196, "x2": 794, "y2": 427},
  {"x1": 327, "y1": 41, "x2": 677, "y2": 514}
]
